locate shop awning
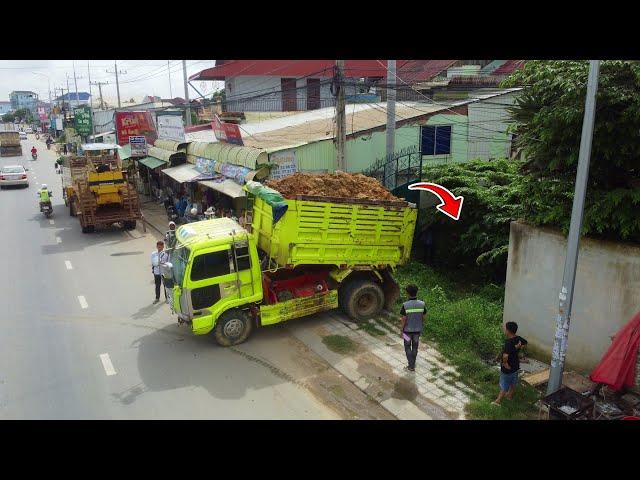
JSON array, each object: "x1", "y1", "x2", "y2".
[
  {"x1": 148, "y1": 145, "x2": 185, "y2": 164},
  {"x1": 119, "y1": 144, "x2": 132, "y2": 161},
  {"x1": 186, "y1": 141, "x2": 268, "y2": 168},
  {"x1": 161, "y1": 163, "x2": 201, "y2": 183},
  {"x1": 88, "y1": 130, "x2": 116, "y2": 140},
  {"x1": 137, "y1": 156, "x2": 167, "y2": 170},
  {"x1": 199, "y1": 179, "x2": 246, "y2": 199}
]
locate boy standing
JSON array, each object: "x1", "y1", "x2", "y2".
[
  {"x1": 493, "y1": 321, "x2": 528, "y2": 406},
  {"x1": 400, "y1": 284, "x2": 427, "y2": 372}
]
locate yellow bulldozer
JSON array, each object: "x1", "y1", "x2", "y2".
[{"x1": 61, "y1": 143, "x2": 142, "y2": 233}]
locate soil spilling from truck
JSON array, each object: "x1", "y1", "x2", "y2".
[{"x1": 266, "y1": 171, "x2": 401, "y2": 202}]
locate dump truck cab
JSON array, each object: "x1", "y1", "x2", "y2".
[{"x1": 168, "y1": 218, "x2": 263, "y2": 344}]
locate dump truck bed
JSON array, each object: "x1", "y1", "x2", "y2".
[{"x1": 252, "y1": 194, "x2": 417, "y2": 269}]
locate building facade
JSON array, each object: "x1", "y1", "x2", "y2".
[
  {"x1": 10, "y1": 91, "x2": 39, "y2": 116},
  {"x1": 0, "y1": 101, "x2": 12, "y2": 115}
]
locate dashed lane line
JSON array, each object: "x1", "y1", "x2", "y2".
[
  {"x1": 65, "y1": 260, "x2": 73, "y2": 270},
  {"x1": 49, "y1": 219, "x2": 55, "y2": 225},
  {"x1": 99, "y1": 354, "x2": 117, "y2": 376},
  {"x1": 77, "y1": 296, "x2": 88, "y2": 309},
  {"x1": 56, "y1": 237, "x2": 62, "y2": 243}
]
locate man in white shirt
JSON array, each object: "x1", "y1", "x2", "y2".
[{"x1": 151, "y1": 240, "x2": 169, "y2": 304}]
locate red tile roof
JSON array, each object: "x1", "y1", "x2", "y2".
[
  {"x1": 190, "y1": 60, "x2": 391, "y2": 81},
  {"x1": 395, "y1": 60, "x2": 458, "y2": 83},
  {"x1": 190, "y1": 60, "x2": 460, "y2": 83},
  {"x1": 492, "y1": 60, "x2": 526, "y2": 76}
]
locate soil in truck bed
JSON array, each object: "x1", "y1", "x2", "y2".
[{"x1": 265, "y1": 171, "x2": 401, "y2": 202}]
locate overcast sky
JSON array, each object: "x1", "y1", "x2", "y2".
[{"x1": 0, "y1": 60, "x2": 222, "y2": 104}]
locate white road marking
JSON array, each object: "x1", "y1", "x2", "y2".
[
  {"x1": 77, "y1": 296, "x2": 88, "y2": 309},
  {"x1": 49, "y1": 219, "x2": 55, "y2": 225},
  {"x1": 65, "y1": 260, "x2": 73, "y2": 270},
  {"x1": 99, "y1": 354, "x2": 117, "y2": 376},
  {"x1": 56, "y1": 237, "x2": 62, "y2": 243}
]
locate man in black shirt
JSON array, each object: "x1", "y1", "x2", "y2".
[{"x1": 492, "y1": 321, "x2": 528, "y2": 406}]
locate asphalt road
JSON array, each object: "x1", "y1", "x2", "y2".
[{"x1": 0, "y1": 136, "x2": 381, "y2": 419}]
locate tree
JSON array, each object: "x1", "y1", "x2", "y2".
[
  {"x1": 420, "y1": 159, "x2": 524, "y2": 281},
  {"x1": 503, "y1": 60, "x2": 640, "y2": 242},
  {"x1": 2, "y1": 112, "x2": 15, "y2": 123}
]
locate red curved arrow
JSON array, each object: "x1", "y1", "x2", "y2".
[{"x1": 407, "y1": 182, "x2": 464, "y2": 220}]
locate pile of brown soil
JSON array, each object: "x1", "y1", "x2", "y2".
[{"x1": 266, "y1": 171, "x2": 401, "y2": 202}]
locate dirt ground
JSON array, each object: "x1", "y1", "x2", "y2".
[{"x1": 266, "y1": 171, "x2": 401, "y2": 202}]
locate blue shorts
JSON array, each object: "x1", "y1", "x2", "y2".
[{"x1": 499, "y1": 371, "x2": 519, "y2": 391}]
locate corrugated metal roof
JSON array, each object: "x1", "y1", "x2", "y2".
[
  {"x1": 119, "y1": 143, "x2": 132, "y2": 160},
  {"x1": 137, "y1": 156, "x2": 167, "y2": 170},
  {"x1": 147, "y1": 145, "x2": 185, "y2": 163},
  {"x1": 186, "y1": 141, "x2": 268, "y2": 168},
  {"x1": 154, "y1": 138, "x2": 189, "y2": 152},
  {"x1": 162, "y1": 163, "x2": 201, "y2": 183},
  {"x1": 199, "y1": 179, "x2": 246, "y2": 198}
]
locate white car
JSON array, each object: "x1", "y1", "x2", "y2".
[
  {"x1": 25, "y1": 127, "x2": 33, "y2": 134},
  {"x1": 0, "y1": 165, "x2": 29, "y2": 188},
  {"x1": 19, "y1": 131, "x2": 28, "y2": 140}
]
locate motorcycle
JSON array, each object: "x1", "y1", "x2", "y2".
[
  {"x1": 166, "y1": 205, "x2": 179, "y2": 222},
  {"x1": 46, "y1": 142, "x2": 51, "y2": 150},
  {"x1": 40, "y1": 202, "x2": 53, "y2": 218},
  {"x1": 35, "y1": 134, "x2": 40, "y2": 140},
  {"x1": 31, "y1": 152, "x2": 37, "y2": 161}
]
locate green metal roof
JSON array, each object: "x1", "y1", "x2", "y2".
[
  {"x1": 137, "y1": 156, "x2": 167, "y2": 170},
  {"x1": 119, "y1": 143, "x2": 132, "y2": 160}
]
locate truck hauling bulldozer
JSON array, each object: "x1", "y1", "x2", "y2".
[{"x1": 61, "y1": 143, "x2": 142, "y2": 233}]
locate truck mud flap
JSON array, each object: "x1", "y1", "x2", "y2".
[{"x1": 380, "y1": 268, "x2": 400, "y2": 311}]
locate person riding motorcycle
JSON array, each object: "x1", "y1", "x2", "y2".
[
  {"x1": 46, "y1": 136, "x2": 53, "y2": 150},
  {"x1": 165, "y1": 221, "x2": 177, "y2": 253},
  {"x1": 38, "y1": 184, "x2": 53, "y2": 211},
  {"x1": 31, "y1": 146, "x2": 38, "y2": 158}
]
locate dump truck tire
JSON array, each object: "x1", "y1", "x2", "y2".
[
  {"x1": 123, "y1": 220, "x2": 136, "y2": 230},
  {"x1": 82, "y1": 225, "x2": 95, "y2": 234},
  {"x1": 214, "y1": 309, "x2": 253, "y2": 347},
  {"x1": 341, "y1": 279, "x2": 384, "y2": 321}
]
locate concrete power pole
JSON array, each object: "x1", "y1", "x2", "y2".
[
  {"x1": 335, "y1": 60, "x2": 346, "y2": 171},
  {"x1": 384, "y1": 60, "x2": 397, "y2": 190},
  {"x1": 547, "y1": 60, "x2": 601, "y2": 395},
  {"x1": 168, "y1": 60, "x2": 173, "y2": 98},
  {"x1": 87, "y1": 61, "x2": 96, "y2": 141},
  {"x1": 182, "y1": 60, "x2": 192, "y2": 127},
  {"x1": 91, "y1": 81, "x2": 108, "y2": 110},
  {"x1": 106, "y1": 61, "x2": 127, "y2": 108}
]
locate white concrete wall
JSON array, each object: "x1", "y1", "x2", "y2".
[
  {"x1": 503, "y1": 221, "x2": 640, "y2": 371},
  {"x1": 224, "y1": 76, "x2": 350, "y2": 112},
  {"x1": 467, "y1": 92, "x2": 517, "y2": 160}
]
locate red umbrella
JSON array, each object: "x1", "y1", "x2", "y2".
[{"x1": 590, "y1": 311, "x2": 640, "y2": 392}]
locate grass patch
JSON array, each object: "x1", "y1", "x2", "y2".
[
  {"x1": 394, "y1": 261, "x2": 540, "y2": 420},
  {"x1": 322, "y1": 335, "x2": 358, "y2": 355}
]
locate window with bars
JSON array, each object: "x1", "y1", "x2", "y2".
[{"x1": 421, "y1": 125, "x2": 452, "y2": 156}]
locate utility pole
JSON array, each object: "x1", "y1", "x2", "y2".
[
  {"x1": 384, "y1": 60, "x2": 397, "y2": 190},
  {"x1": 87, "y1": 61, "x2": 96, "y2": 141},
  {"x1": 335, "y1": 60, "x2": 346, "y2": 171},
  {"x1": 182, "y1": 60, "x2": 192, "y2": 126},
  {"x1": 91, "y1": 81, "x2": 108, "y2": 110},
  {"x1": 106, "y1": 61, "x2": 127, "y2": 108},
  {"x1": 168, "y1": 60, "x2": 173, "y2": 98},
  {"x1": 547, "y1": 60, "x2": 601, "y2": 395}
]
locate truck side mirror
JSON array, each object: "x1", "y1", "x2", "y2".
[{"x1": 160, "y1": 262, "x2": 174, "y2": 280}]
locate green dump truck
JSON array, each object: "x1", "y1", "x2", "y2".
[
  {"x1": 0, "y1": 131, "x2": 23, "y2": 157},
  {"x1": 163, "y1": 185, "x2": 418, "y2": 346}
]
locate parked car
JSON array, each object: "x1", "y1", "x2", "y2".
[
  {"x1": 19, "y1": 131, "x2": 28, "y2": 141},
  {"x1": 0, "y1": 165, "x2": 29, "y2": 188},
  {"x1": 25, "y1": 127, "x2": 33, "y2": 134}
]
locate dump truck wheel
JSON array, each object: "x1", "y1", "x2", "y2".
[
  {"x1": 82, "y1": 225, "x2": 95, "y2": 234},
  {"x1": 214, "y1": 309, "x2": 253, "y2": 347},
  {"x1": 341, "y1": 279, "x2": 384, "y2": 322},
  {"x1": 123, "y1": 220, "x2": 136, "y2": 230},
  {"x1": 69, "y1": 199, "x2": 77, "y2": 217}
]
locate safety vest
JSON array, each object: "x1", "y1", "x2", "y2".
[
  {"x1": 39, "y1": 190, "x2": 50, "y2": 202},
  {"x1": 403, "y1": 298, "x2": 426, "y2": 333}
]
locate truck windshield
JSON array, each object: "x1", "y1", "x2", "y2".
[{"x1": 173, "y1": 242, "x2": 190, "y2": 286}]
